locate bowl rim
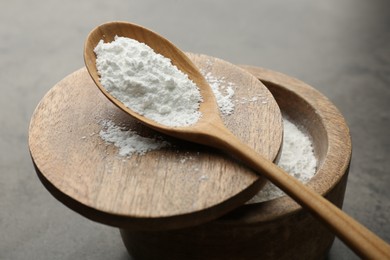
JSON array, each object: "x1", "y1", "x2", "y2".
[{"x1": 215, "y1": 65, "x2": 352, "y2": 225}]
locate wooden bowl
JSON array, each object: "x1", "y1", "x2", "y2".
[
  {"x1": 29, "y1": 54, "x2": 283, "y2": 231},
  {"x1": 120, "y1": 65, "x2": 352, "y2": 260}
]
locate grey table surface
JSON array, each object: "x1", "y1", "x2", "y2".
[{"x1": 1, "y1": 0, "x2": 389, "y2": 259}]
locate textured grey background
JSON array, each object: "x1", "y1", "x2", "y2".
[{"x1": 1, "y1": 0, "x2": 389, "y2": 259}]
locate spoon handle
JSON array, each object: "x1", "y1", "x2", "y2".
[{"x1": 211, "y1": 126, "x2": 390, "y2": 259}]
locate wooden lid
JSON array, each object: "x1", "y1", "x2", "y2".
[{"x1": 29, "y1": 53, "x2": 283, "y2": 230}]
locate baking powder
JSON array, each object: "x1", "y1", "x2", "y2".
[
  {"x1": 95, "y1": 36, "x2": 202, "y2": 127},
  {"x1": 95, "y1": 46, "x2": 317, "y2": 202}
]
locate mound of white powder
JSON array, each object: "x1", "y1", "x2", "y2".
[{"x1": 94, "y1": 36, "x2": 202, "y2": 127}]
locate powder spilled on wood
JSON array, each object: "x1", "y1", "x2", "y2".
[
  {"x1": 95, "y1": 55, "x2": 317, "y2": 202},
  {"x1": 201, "y1": 71, "x2": 235, "y2": 115},
  {"x1": 99, "y1": 119, "x2": 169, "y2": 157},
  {"x1": 98, "y1": 70, "x2": 237, "y2": 157}
]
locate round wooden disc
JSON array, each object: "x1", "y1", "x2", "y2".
[{"x1": 29, "y1": 53, "x2": 283, "y2": 230}]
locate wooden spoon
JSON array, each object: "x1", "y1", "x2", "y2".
[{"x1": 84, "y1": 21, "x2": 390, "y2": 259}]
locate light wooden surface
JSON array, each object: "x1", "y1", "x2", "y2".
[
  {"x1": 121, "y1": 65, "x2": 390, "y2": 260},
  {"x1": 211, "y1": 111, "x2": 390, "y2": 257},
  {"x1": 197, "y1": 64, "x2": 390, "y2": 259},
  {"x1": 29, "y1": 54, "x2": 283, "y2": 230},
  {"x1": 121, "y1": 65, "x2": 354, "y2": 260},
  {"x1": 237, "y1": 66, "x2": 390, "y2": 259}
]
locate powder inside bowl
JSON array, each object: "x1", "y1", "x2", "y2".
[
  {"x1": 94, "y1": 36, "x2": 202, "y2": 127},
  {"x1": 248, "y1": 117, "x2": 317, "y2": 203}
]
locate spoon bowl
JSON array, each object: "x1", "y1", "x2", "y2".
[
  {"x1": 84, "y1": 21, "x2": 390, "y2": 259},
  {"x1": 84, "y1": 21, "x2": 222, "y2": 146}
]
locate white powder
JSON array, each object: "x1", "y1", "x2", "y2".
[
  {"x1": 94, "y1": 45, "x2": 317, "y2": 202},
  {"x1": 94, "y1": 36, "x2": 202, "y2": 127},
  {"x1": 98, "y1": 115, "x2": 317, "y2": 202},
  {"x1": 237, "y1": 94, "x2": 268, "y2": 105},
  {"x1": 201, "y1": 71, "x2": 235, "y2": 115},
  {"x1": 247, "y1": 117, "x2": 317, "y2": 203},
  {"x1": 99, "y1": 119, "x2": 169, "y2": 157},
  {"x1": 98, "y1": 70, "x2": 237, "y2": 158}
]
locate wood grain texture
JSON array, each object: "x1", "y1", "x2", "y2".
[
  {"x1": 239, "y1": 66, "x2": 389, "y2": 259},
  {"x1": 120, "y1": 65, "x2": 355, "y2": 260},
  {"x1": 29, "y1": 54, "x2": 283, "y2": 230},
  {"x1": 121, "y1": 66, "x2": 390, "y2": 260}
]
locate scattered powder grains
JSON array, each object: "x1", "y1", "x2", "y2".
[
  {"x1": 201, "y1": 71, "x2": 235, "y2": 115},
  {"x1": 98, "y1": 115, "x2": 317, "y2": 202},
  {"x1": 99, "y1": 119, "x2": 169, "y2": 157},
  {"x1": 98, "y1": 66, "x2": 238, "y2": 157},
  {"x1": 94, "y1": 36, "x2": 202, "y2": 127}
]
